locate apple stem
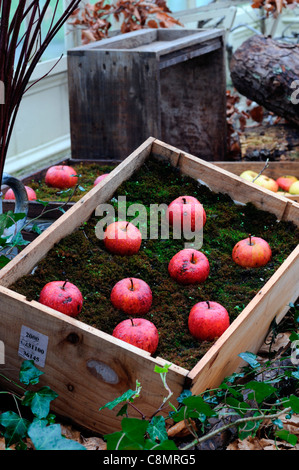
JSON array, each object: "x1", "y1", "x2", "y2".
[
  {"x1": 125, "y1": 222, "x2": 130, "y2": 231},
  {"x1": 206, "y1": 301, "x2": 210, "y2": 309},
  {"x1": 182, "y1": 197, "x2": 187, "y2": 204},
  {"x1": 191, "y1": 252, "x2": 195, "y2": 264},
  {"x1": 249, "y1": 234, "x2": 253, "y2": 246},
  {"x1": 130, "y1": 318, "x2": 135, "y2": 327},
  {"x1": 62, "y1": 280, "x2": 68, "y2": 290},
  {"x1": 130, "y1": 278, "x2": 134, "y2": 291}
]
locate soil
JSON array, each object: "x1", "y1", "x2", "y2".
[{"x1": 11, "y1": 157, "x2": 299, "y2": 371}]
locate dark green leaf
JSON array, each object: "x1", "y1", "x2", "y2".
[
  {"x1": 276, "y1": 429, "x2": 298, "y2": 446},
  {"x1": 289, "y1": 394, "x2": 299, "y2": 413},
  {"x1": 147, "y1": 416, "x2": 168, "y2": 443},
  {"x1": 99, "y1": 389, "x2": 137, "y2": 411},
  {"x1": 225, "y1": 397, "x2": 250, "y2": 415},
  {"x1": 246, "y1": 381, "x2": 276, "y2": 403},
  {"x1": 183, "y1": 396, "x2": 216, "y2": 418},
  {"x1": 0, "y1": 411, "x2": 30, "y2": 447},
  {"x1": 0, "y1": 255, "x2": 10, "y2": 268},
  {"x1": 121, "y1": 418, "x2": 148, "y2": 445},
  {"x1": 22, "y1": 386, "x2": 58, "y2": 419},
  {"x1": 19, "y1": 360, "x2": 44, "y2": 385}
]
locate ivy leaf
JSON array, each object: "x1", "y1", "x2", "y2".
[
  {"x1": 28, "y1": 420, "x2": 86, "y2": 450},
  {"x1": 22, "y1": 386, "x2": 58, "y2": 419},
  {"x1": 182, "y1": 395, "x2": 216, "y2": 418},
  {"x1": 0, "y1": 254, "x2": 10, "y2": 268},
  {"x1": 239, "y1": 352, "x2": 260, "y2": 368},
  {"x1": 246, "y1": 381, "x2": 276, "y2": 403},
  {"x1": 99, "y1": 389, "x2": 138, "y2": 411},
  {"x1": 121, "y1": 418, "x2": 148, "y2": 445},
  {"x1": 147, "y1": 416, "x2": 168, "y2": 444},
  {"x1": 289, "y1": 394, "x2": 299, "y2": 413},
  {"x1": 19, "y1": 360, "x2": 44, "y2": 385},
  {"x1": 0, "y1": 411, "x2": 30, "y2": 447},
  {"x1": 276, "y1": 429, "x2": 298, "y2": 446}
]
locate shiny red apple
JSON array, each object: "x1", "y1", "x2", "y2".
[
  {"x1": 112, "y1": 318, "x2": 159, "y2": 354},
  {"x1": 104, "y1": 220, "x2": 142, "y2": 256},
  {"x1": 188, "y1": 301, "x2": 230, "y2": 341},
  {"x1": 232, "y1": 235, "x2": 272, "y2": 268},
  {"x1": 39, "y1": 280, "x2": 83, "y2": 317},
  {"x1": 276, "y1": 175, "x2": 298, "y2": 192},
  {"x1": 45, "y1": 165, "x2": 78, "y2": 189},
  {"x1": 94, "y1": 174, "x2": 109, "y2": 186},
  {"x1": 166, "y1": 195, "x2": 206, "y2": 232},
  {"x1": 110, "y1": 277, "x2": 152, "y2": 316},
  {"x1": 168, "y1": 248, "x2": 210, "y2": 285},
  {"x1": 4, "y1": 186, "x2": 37, "y2": 201}
]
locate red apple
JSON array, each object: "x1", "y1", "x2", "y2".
[
  {"x1": 112, "y1": 318, "x2": 159, "y2": 354},
  {"x1": 232, "y1": 235, "x2": 272, "y2": 268},
  {"x1": 168, "y1": 248, "x2": 210, "y2": 285},
  {"x1": 276, "y1": 175, "x2": 298, "y2": 192},
  {"x1": 45, "y1": 165, "x2": 78, "y2": 189},
  {"x1": 104, "y1": 220, "x2": 142, "y2": 256},
  {"x1": 111, "y1": 277, "x2": 152, "y2": 316},
  {"x1": 4, "y1": 186, "x2": 37, "y2": 201},
  {"x1": 94, "y1": 174, "x2": 109, "y2": 186},
  {"x1": 39, "y1": 280, "x2": 83, "y2": 317},
  {"x1": 166, "y1": 196, "x2": 206, "y2": 232},
  {"x1": 188, "y1": 301, "x2": 230, "y2": 341}
]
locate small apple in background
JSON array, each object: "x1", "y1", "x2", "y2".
[
  {"x1": 289, "y1": 180, "x2": 299, "y2": 195},
  {"x1": 45, "y1": 165, "x2": 78, "y2": 189},
  {"x1": 111, "y1": 277, "x2": 152, "y2": 316},
  {"x1": 112, "y1": 318, "x2": 159, "y2": 354},
  {"x1": 232, "y1": 235, "x2": 272, "y2": 268},
  {"x1": 167, "y1": 195, "x2": 206, "y2": 232},
  {"x1": 4, "y1": 185, "x2": 37, "y2": 201},
  {"x1": 94, "y1": 174, "x2": 109, "y2": 186},
  {"x1": 240, "y1": 170, "x2": 258, "y2": 182},
  {"x1": 254, "y1": 175, "x2": 279, "y2": 192},
  {"x1": 276, "y1": 175, "x2": 298, "y2": 192},
  {"x1": 188, "y1": 301, "x2": 230, "y2": 342},
  {"x1": 39, "y1": 280, "x2": 83, "y2": 317},
  {"x1": 168, "y1": 248, "x2": 210, "y2": 285},
  {"x1": 104, "y1": 220, "x2": 142, "y2": 256}
]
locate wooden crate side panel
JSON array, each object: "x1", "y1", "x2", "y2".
[
  {"x1": 0, "y1": 138, "x2": 154, "y2": 288},
  {"x1": 151, "y1": 140, "x2": 299, "y2": 226},
  {"x1": 68, "y1": 49, "x2": 160, "y2": 161},
  {"x1": 0, "y1": 286, "x2": 187, "y2": 435},
  {"x1": 214, "y1": 161, "x2": 299, "y2": 180},
  {"x1": 188, "y1": 244, "x2": 299, "y2": 394}
]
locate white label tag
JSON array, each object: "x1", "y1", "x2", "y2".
[{"x1": 18, "y1": 326, "x2": 48, "y2": 368}]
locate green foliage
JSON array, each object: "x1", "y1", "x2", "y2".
[
  {"x1": 99, "y1": 307, "x2": 299, "y2": 450},
  {"x1": 0, "y1": 360, "x2": 86, "y2": 450}
]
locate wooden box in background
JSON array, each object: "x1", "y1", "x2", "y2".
[{"x1": 67, "y1": 29, "x2": 227, "y2": 162}]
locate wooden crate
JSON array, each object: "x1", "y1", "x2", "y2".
[
  {"x1": 67, "y1": 28, "x2": 227, "y2": 162},
  {"x1": 215, "y1": 161, "x2": 299, "y2": 203},
  {"x1": 0, "y1": 137, "x2": 298, "y2": 436}
]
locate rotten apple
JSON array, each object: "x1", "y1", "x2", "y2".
[
  {"x1": 94, "y1": 174, "x2": 109, "y2": 186},
  {"x1": 45, "y1": 165, "x2": 78, "y2": 189},
  {"x1": 112, "y1": 318, "x2": 159, "y2": 354},
  {"x1": 4, "y1": 185, "x2": 37, "y2": 201},
  {"x1": 104, "y1": 220, "x2": 142, "y2": 256},
  {"x1": 168, "y1": 248, "x2": 210, "y2": 285},
  {"x1": 188, "y1": 301, "x2": 230, "y2": 342},
  {"x1": 39, "y1": 280, "x2": 83, "y2": 317},
  {"x1": 110, "y1": 277, "x2": 152, "y2": 316},
  {"x1": 232, "y1": 235, "x2": 272, "y2": 268},
  {"x1": 276, "y1": 175, "x2": 298, "y2": 192},
  {"x1": 166, "y1": 195, "x2": 206, "y2": 232}
]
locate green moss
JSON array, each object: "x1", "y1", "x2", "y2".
[{"x1": 12, "y1": 158, "x2": 299, "y2": 371}]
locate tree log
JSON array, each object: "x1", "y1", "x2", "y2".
[{"x1": 230, "y1": 35, "x2": 299, "y2": 126}]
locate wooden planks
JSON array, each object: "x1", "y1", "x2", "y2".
[{"x1": 0, "y1": 137, "x2": 298, "y2": 435}]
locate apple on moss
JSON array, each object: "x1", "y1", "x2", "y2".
[
  {"x1": 232, "y1": 235, "x2": 272, "y2": 268},
  {"x1": 110, "y1": 277, "x2": 152, "y2": 316},
  {"x1": 45, "y1": 165, "x2": 78, "y2": 189},
  {"x1": 4, "y1": 186, "x2": 37, "y2": 201},
  {"x1": 188, "y1": 301, "x2": 230, "y2": 342},
  {"x1": 112, "y1": 318, "x2": 159, "y2": 354},
  {"x1": 39, "y1": 280, "x2": 83, "y2": 317}
]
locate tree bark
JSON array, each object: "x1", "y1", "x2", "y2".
[{"x1": 229, "y1": 35, "x2": 299, "y2": 127}]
